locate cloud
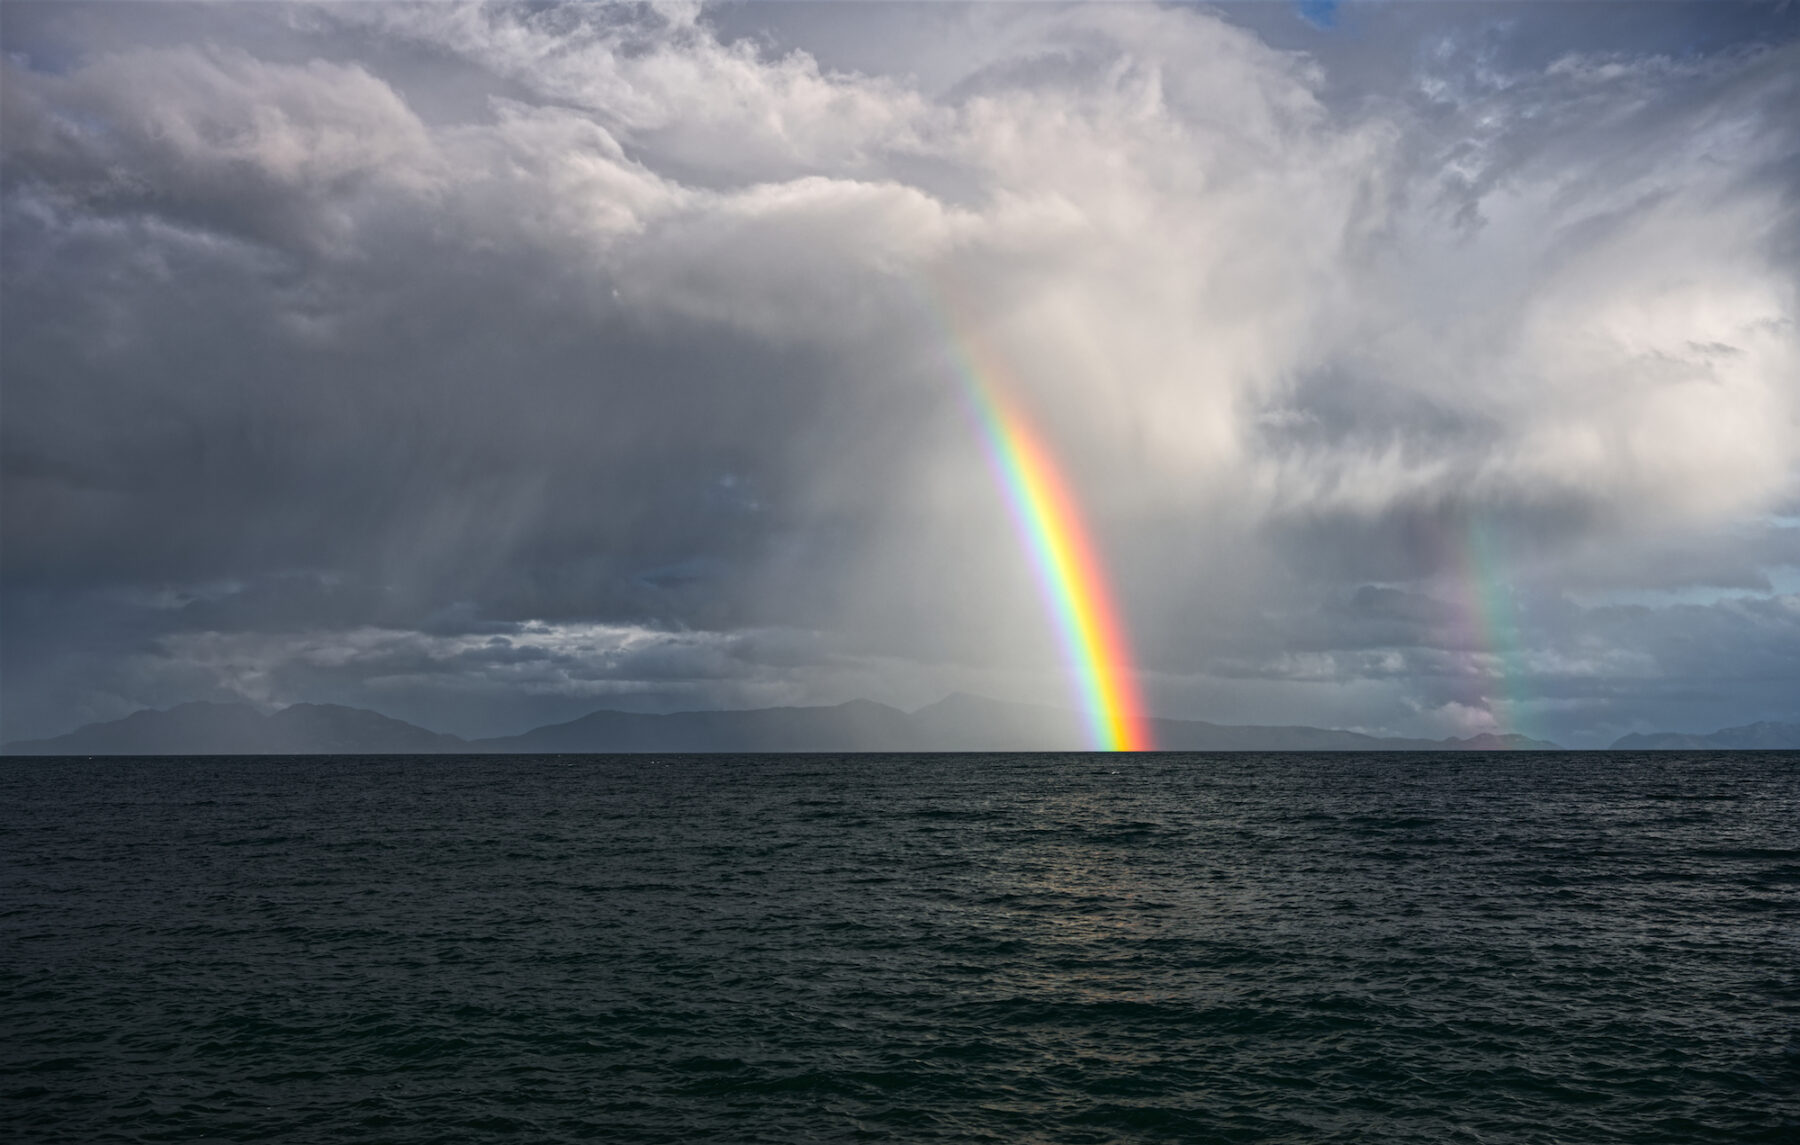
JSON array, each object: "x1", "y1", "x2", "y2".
[
  {"x1": 2, "y1": 44, "x2": 438, "y2": 255},
  {"x1": 2, "y1": 1, "x2": 1796, "y2": 744}
]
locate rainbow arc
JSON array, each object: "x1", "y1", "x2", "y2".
[{"x1": 928, "y1": 299, "x2": 1154, "y2": 752}]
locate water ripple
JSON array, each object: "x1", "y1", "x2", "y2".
[{"x1": 3, "y1": 751, "x2": 1797, "y2": 1142}]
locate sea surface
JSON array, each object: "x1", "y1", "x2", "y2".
[{"x1": 3, "y1": 752, "x2": 1797, "y2": 1143}]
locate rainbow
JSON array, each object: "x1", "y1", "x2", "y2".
[
  {"x1": 927, "y1": 301, "x2": 1154, "y2": 752},
  {"x1": 1445, "y1": 518, "x2": 1538, "y2": 743}
]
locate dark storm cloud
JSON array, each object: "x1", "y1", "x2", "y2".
[
  {"x1": 2, "y1": 2, "x2": 1797, "y2": 743},
  {"x1": 1, "y1": 124, "x2": 855, "y2": 620}
]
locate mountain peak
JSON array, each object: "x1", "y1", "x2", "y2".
[
  {"x1": 1610, "y1": 721, "x2": 1800, "y2": 750},
  {"x1": 4, "y1": 701, "x2": 461, "y2": 755}
]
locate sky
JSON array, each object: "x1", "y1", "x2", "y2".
[{"x1": 3, "y1": 0, "x2": 1798, "y2": 748}]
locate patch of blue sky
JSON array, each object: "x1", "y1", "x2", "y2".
[{"x1": 1296, "y1": 0, "x2": 1340, "y2": 31}]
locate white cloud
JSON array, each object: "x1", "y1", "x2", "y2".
[{"x1": 3, "y1": 44, "x2": 439, "y2": 252}]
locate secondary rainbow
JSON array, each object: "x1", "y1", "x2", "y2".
[
  {"x1": 926, "y1": 299, "x2": 1154, "y2": 752},
  {"x1": 1445, "y1": 517, "x2": 1539, "y2": 743}
]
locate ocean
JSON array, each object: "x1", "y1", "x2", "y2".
[{"x1": 3, "y1": 752, "x2": 1796, "y2": 1143}]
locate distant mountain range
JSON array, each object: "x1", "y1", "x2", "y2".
[
  {"x1": 1, "y1": 701, "x2": 466, "y2": 756},
  {"x1": 3, "y1": 693, "x2": 1569, "y2": 755},
  {"x1": 1608, "y1": 721, "x2": 1800, "y2": 750}
]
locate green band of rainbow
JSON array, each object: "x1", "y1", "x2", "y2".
[{"x1": 928, "y1": 300, "x2": 1154, "y2": 752}]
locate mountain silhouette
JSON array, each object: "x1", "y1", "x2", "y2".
[
  {"x1": 1609, "y1": 721, "x2": 1800, "y2": 750},
  {"x1": 473, "y1": 698, "x2": 919, "y2": 753},
  {"x1": 5, "y1": 693, "x2": 1567, "y2": 754},
  {"x1": 1, "y1": 702, "x2": 465, "y2": 755}
]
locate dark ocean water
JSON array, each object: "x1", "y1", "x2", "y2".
[{"x1": 3, "y1": 752, "x2": 1797, "y2": 1143}]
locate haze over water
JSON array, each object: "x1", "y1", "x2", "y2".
[{"x1": 5, "y1": 752, "x2": 1796, "y2": 1143}]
